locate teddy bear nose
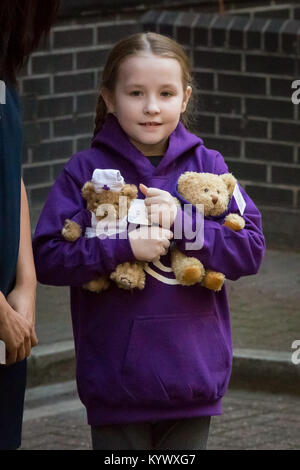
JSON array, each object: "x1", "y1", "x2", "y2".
[{"x1": 211, "y1": 195, "x2": 218, "y2": 204}]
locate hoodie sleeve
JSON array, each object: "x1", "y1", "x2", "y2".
[
  {"x1": 32, "y1": 167, "x2": 136, "y2": 286},
  {"x1": 171, "y1": 153, "x2": 266, "y2": 281}
]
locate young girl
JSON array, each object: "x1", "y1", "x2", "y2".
[{"x1": 33, "y1": 32, "x2": 265, "y2": 450}]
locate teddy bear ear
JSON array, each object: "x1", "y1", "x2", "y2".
[
  {"x1": 120, "y1": 184, "x2": 138, "y2": 199},
  {"x1": 221, "y1": 173, "x2": 236, "y2": 197},
  {"x1": 81, "y1": 181, "x2": 96, "y2": 200}
]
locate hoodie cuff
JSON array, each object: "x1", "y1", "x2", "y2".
[{"x1": 100, "y1": 233, "x2": 137, "y2": 272}]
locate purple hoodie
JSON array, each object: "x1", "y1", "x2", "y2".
[{"x1": 32, "y1": 114, "x2": 265, "y2": 426}]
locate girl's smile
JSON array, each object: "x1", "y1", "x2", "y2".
[{"x1": 102, "y1": 52, "x2": 191, "y2": 156}]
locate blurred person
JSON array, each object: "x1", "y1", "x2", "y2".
[{"x1": 0, "y1": 0, "x2": 60, "y2": 450}]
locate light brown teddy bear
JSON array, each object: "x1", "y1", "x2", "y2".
[
  {"x1": 171, "y1": 172, "x2": 245, "y2": 291},
  {"x1": 62, "y1": 169, "x2": 146, "y2": 293}
]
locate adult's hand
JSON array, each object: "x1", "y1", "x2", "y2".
[
  {"x1": 7, "y1": 285, "x2": 38, "y2": 349},
  {"x1": 0, "y1": 290, "x2": 32, "y2": 365}
]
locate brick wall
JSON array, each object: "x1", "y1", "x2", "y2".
[
  {"x1": 19, "y1": 7, "x2": 300, "y2": 250},
  {"x1": 226, "y1": 2, "x2": 300, "y2": 20}
]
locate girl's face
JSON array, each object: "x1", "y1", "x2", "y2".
[{"x1": 102, "y1": 53, "x2": 192, "y2": 156}]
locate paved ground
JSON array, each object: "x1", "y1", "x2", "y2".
[{"x1": 20, "y1": 382, "x2": 300, "y2": 450}]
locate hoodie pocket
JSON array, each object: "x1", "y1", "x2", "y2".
[{"x1": 121, "y1": 313, "x2": 231, "y2": 405}]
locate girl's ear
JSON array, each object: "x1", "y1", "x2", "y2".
[
  {"x1": 101, "y1": 87, "x2": 115, "y2": 113},
  {"x1": 181, "y1": 85, "x2": 192, "y2": 113}
]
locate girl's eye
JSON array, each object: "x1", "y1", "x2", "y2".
[
  {"x1": 161, "y1": 92, "x2": 172, "y2": 97},
  {"x1": 130, "y1": 91, "x2": 141, "y2": 96},
  {"x1": 204, "y1": 188, "x2": 209, "y2": 193}
]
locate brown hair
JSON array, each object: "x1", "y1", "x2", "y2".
[
  {"x1": 94, "y1": 32, "x2": 197, "y2": 136},
  {"x1": 0, "y1": 0, "x2": 60, "y2": 85}
]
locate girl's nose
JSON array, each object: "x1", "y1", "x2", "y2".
[
  {"x1": 144, "y1": 99, "x2": 160, "y2": 114},
  {"x1": 211, "y1": 195, "x2": 218, "y2": 204}
]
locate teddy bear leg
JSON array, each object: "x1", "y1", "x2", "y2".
[
  {"x1": 201, "y1": 270, "x2": 225, "y2": 292},
  {"x1": 110, "y1": 262, "x2": 146, "y2": 290},
  {"x1": 62, "y1": 219, "x2": 82, "y2": 242},
  {"x1": 171, "y1": 248, "x2": 205, "y2": 286},
  {"x1": 83, "y1": 276, "x2": 110, "y2": 293}
]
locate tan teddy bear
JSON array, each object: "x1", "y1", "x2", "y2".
[
  {"x1": 62, "y1": 169, "x2": 146, "y2": 293},
  {"x1": 171, "y1": 172, "x2": 245, "y2": 291}
]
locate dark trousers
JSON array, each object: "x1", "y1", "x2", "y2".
[
  {"x1": 91, "y1": 416, "x2": 211, "y2": 450},
  {"x1": 0, "y1": 359, "x2": 26, "y2": 450}
]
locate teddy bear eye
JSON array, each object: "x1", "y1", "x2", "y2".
[
  {"x1": 217, "y1": 190, "x2": 220, "y2": 194},
  {"x1": 204, "y1": 188, "x2": 209, "y2": 193}
]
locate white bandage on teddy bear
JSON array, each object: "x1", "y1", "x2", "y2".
[{"x1": 91, "y1": 169, "x2": 125, "y2": 193}]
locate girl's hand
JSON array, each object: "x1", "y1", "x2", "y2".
[
  {"x1": 129, "y1": 225, "x2": 173, "y2": 263},
  {"x1": 139, "y1": 184, "x2": 178, "y2": 229},
  {"x1": 0, "y1": 291, "x2": 33, "y2": 365},
  {"x1": 6, "y1": 285, "x2": 38, "y2": 350}
]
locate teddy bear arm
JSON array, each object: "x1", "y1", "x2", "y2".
[
  {"x1": 62, "y1": 219, "x2": 82, "y2": 242},
  {"x1": 224, "y1": 213, "x2": 245, "y2": 231}
]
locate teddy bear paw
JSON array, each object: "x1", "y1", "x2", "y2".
[
  {"x1": 201, "y1": 271, "x2": 225, "y2": 292},
  {"x1": 224, "y1": 213, "x2": 245, "y2": 231},
  {"x1": 110, "y1": 263, "x2": 146, "y2": 290},
  {"x1": 182, "y1": 265, "x2": 205, "y2": 285},
  {"x1": 62, "y1": 219, "x2": 82, "y2": 241}
]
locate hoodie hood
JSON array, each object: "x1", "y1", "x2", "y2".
[{"x1": 92, "y1": 114, "x2": 203, "y2": 177}]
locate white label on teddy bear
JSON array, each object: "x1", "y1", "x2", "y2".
[
  {"x1": 0, "y1": 340, "x2": 6, "y2": 365},
  {"x1": 85, "y1": 211, "x2": 128, "y2": 238},
  {"x1": 233, "y1": 183, "x2": 246, "y2": 215},
  {"x1": 128, "y1": 199, "x2": 150, "y2": 225}
]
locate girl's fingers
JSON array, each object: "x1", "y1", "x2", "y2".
[
  {"x1": 144, "y1": 197, "x2": 167, "y2": 206},
  {"x1": 139, "y1": 183, "x2": 148, "y2": 195},
  {"x1": 141, "y1": 185, "x2": 165, "y2": 198},
  {"x1": 162, "y1": 239, "x2": 171, "y2": 249}
]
